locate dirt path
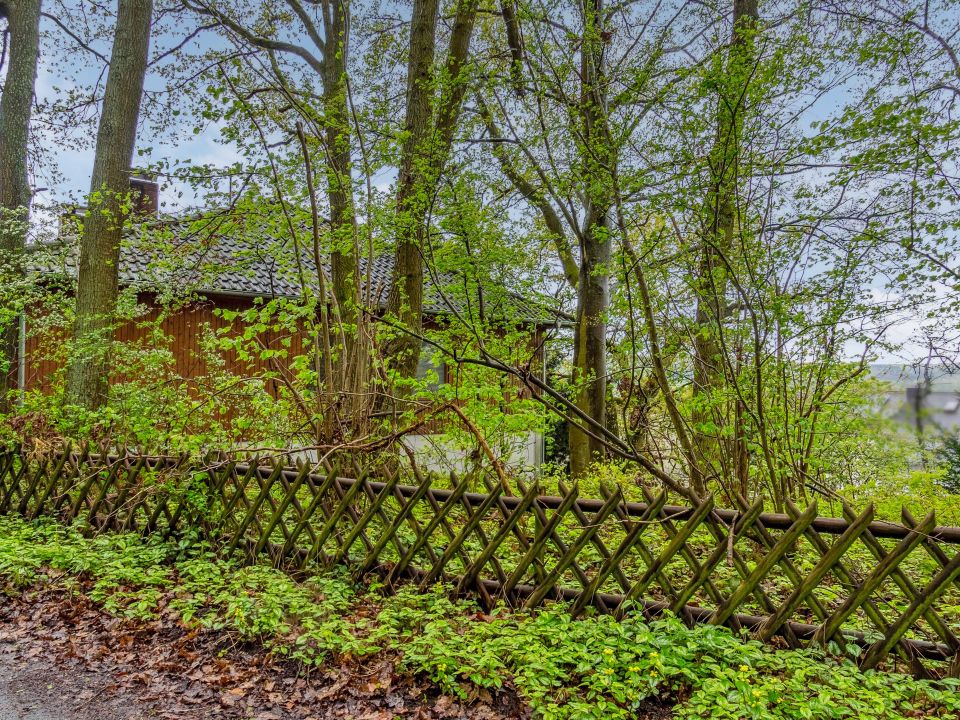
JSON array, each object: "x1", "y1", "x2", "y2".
[
  {"x1": 0, "y1": 590, "x2": 527, "y2": 720},
  {"x1": 0, "y1": 648, "x2": 137, "y2": 720}
]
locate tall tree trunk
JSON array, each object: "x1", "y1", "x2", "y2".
[
  {"x1": 65, "y1": 0, "x2": 152, "y2": 411},
  {"x1": 386, "y1": 0, "x2": 478, "y2": 381},
  {"x1": 386, "y1": 0, "x2": 438, "y2": 381},
  {"x1": 319, "y1": 0, "x2": 364, "y2": 411},
  {"x1": 569, "y1": 220, "x2": 610, "y2": 476},
  {"x1": 690, "y1": 0, "x2": 758, "y2": 493},
  {"x1": 568, "y1": 0, "x2": 612, "y2": 477},
  {"x1": 0, "y1": 0, "x2": 41, "y2": 413}
]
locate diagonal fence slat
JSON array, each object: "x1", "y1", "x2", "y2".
[
  {"x1": 384, "y1": 473, "x2": 463, "y2": 584},
  {"x1": 29, "y1": 447, "x2": 73, "y2": 520},
  {"x1": 523, "y1": 488, "x2": 624, "y2": 610},
  {"x1": 757, "y1": 504, "x2": 875, "y2": 642},
  {"x1": 622, "y1": 494, "x2": 716, "y2": 610},
  {"x1": 736, "y1": 495, "x2": 830, "y2": 640},
  {"x1": 812, "y1": 512, "x2": 936, "y2": 647},
  {"x1": 460, "y1": 482, "x2": 542, "y2": 597},
  {"x1": 637, "y1": 484, "x2": 726, "y2": 606},
  {"x1": 2, "y1": 446, "x2": 960, "y2": 678},
  {"x1": 333, "y1": 473, "x2": 401, "y2": 566},
  {"x1": 669, "y1": 498, "x2": 764, "y2": 617},
  {"x1": 279, "y1": 465, "x2": 340, "y2": 564},
  {"x1": 711, "y1": 501, "x2": 820, "y2": 628},
  {"x1": 575, "y1": 490, "x2": 668, "y2": 618},
  {"x1": 843, "y1": 501, "x2": 960, "y2": 659},
  {"x1": 421, "y1": 484, "x2": 504, "y2": 588},
  {"x1": 255, "y1": 461, "x2": 312, "y2": 559},
  {"x1": 861, "y1": 550, "x2": 960, "y2": 670},
  {"x1": 502, "y1": 486, "x2": 581, "y2": 603},
  {"x1": 521, "y1": 484, "x2": 594, "y2": 601},
  {"x1": 575, "y1": 482, "x2": 636, "y2": 600}
]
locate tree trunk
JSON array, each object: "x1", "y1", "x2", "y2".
[
  {"x1": 386, "y1": 0, "x2": 478, "y2": 381},
  {"x1": 319, "y1": 0, "x2": 363, "y2": 409},
  {"x1": 321, "y1": 0, "x2": 358, "y2": 330},
  {"x1": 690, "y1": 0, "x2": 758, "y2": 493},
  {"x1": 386, "y1": 0, "x2": 439, "y2": 381},
  {"x1": 568, "y1": 0, "x2": 612, "y2": 477},
  {"x1": 0, "y1": 0, "x2": 41, "y2": 413},
  {"x1": 569, "y1": 219, "x2": 611, "y2": 476},
  {"x1": 65, "y1": 0, "x2": 152, "y2": 411}
]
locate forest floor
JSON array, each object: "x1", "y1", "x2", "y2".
[
  {"x1": 0, "y1": 589, "x2": 528, "y2": 720},
  {"x1": 0, "y1": 590, "x2": 672, "y2": 720}
]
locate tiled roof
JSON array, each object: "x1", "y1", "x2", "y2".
[{"x1": 34, "y1": 224, "x2": 566, "y2": 325}]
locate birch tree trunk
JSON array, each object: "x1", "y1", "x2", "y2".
[
  {"x1": 66, "y1": 0, "x2": 152, "y2": 411},
  {"x1": 0, "y1": 0, "x2": 41, "y2": 412}
]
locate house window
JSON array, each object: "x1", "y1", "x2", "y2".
[{"x1": 416, "y1": 346, "x2": 445, "y2": 390}]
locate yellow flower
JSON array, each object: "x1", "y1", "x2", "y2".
[
  {"x1": 649, "y1": 651, "x2": 658, "y2": 657},
  {"x1": 603, "y1": 667, "x2": 615, "y2": 675},
  {"x1": 752, "y1": 690, "x2": 762, "y2": 698},
  {"x1": 739, "y1": 664, "x2": 750, "y2": 672},
  {"x1": 628, "y1": 666, "x2": 640, "y2": 673},
  {"x1": 603, "y1": 648, "x2": 614, "y2": 655}
]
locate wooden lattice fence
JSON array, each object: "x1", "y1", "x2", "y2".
[{"x1": 2, "y1": 445, "x2": 960, "y2": 679}]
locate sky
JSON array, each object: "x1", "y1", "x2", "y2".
[{"x1": 28, "y1": 14, "x2": 241, "y2": 214}]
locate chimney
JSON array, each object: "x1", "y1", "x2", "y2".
[
  {"x1": 129, "y1": 175, "x2": 159, "y2": 215},
  {"x1": 58, "y1": 177, "x2": 158, "y2": 238}
]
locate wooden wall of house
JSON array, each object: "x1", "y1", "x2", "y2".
[
  {"x1": 23, "y1": 292, "x2": 306, "y2": 397},
  {"x1": 23, "y1": 292, "x2": 550, "y2": 437}
]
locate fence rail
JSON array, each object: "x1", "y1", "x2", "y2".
[{"x1": 1, "y1": 445, "x2": 959, "y2": 679}]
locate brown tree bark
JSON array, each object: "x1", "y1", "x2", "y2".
[
  {"x1": 0, "y1": 0, "x2": 41, "y2": 413},
  {"x1": 479, "y1": 1, "x2": 612, "y2": 476},
  {"x1": 690, "y1": 0, "x2": 758, "y2": 493},
  {"x1": 65, "y1": 0, "x2": 152, "y2": 411},
  {"x1": 386, "y1": 0, "x2": 479, "y2": 380}
]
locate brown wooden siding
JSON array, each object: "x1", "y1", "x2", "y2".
[
  {"x1": 23, "y1": 293, "x2": 545, "y2": 433},
  {"x1": 23, "y1": 293, "x2": 306, "y2": 396}
]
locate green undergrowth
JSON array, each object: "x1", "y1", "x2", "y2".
[{"x1": 1, "y1": 515, "x2": 958, "y2": 720}]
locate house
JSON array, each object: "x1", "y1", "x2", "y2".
[
  {"x1": 870, "y1": 363, "x2": 960, "y2": 438},
  {"x1": 23, "y1": 178, "x2": 561, "y2": 470}
]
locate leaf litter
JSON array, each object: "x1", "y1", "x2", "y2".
[{"x1": 0, "y1": 587, "x2": 529, "y2": 719}]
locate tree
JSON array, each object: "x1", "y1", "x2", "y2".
[
  {"x1": 689, "y1": 0, "x2": 759, "y2": 495},
  {"x1": 567, "y1": 0, "x2": 615, "y2": 478},
  {"x1": 385, "y1": 0, "x2": 479, "y2": 381},
  {"x1": 0, "y1": 0, "x2": 42, "y2": 412},
  {"x1": 181, "y1": 0, "x2": 371, "y2": 428},
  {"x1": 66, "y1": 0, "x2": 153, "y2": 411},
  {"x1": 478, "y1": 0, "x2": 671, "y2": 476}
]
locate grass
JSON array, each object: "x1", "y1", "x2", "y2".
[{"x1": 0, "y1": 514, "x2": 958, "y2": 720}]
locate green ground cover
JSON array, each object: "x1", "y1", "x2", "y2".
[{"x1": 0, "y1": 515, "x2": 957, "y2": 720}]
